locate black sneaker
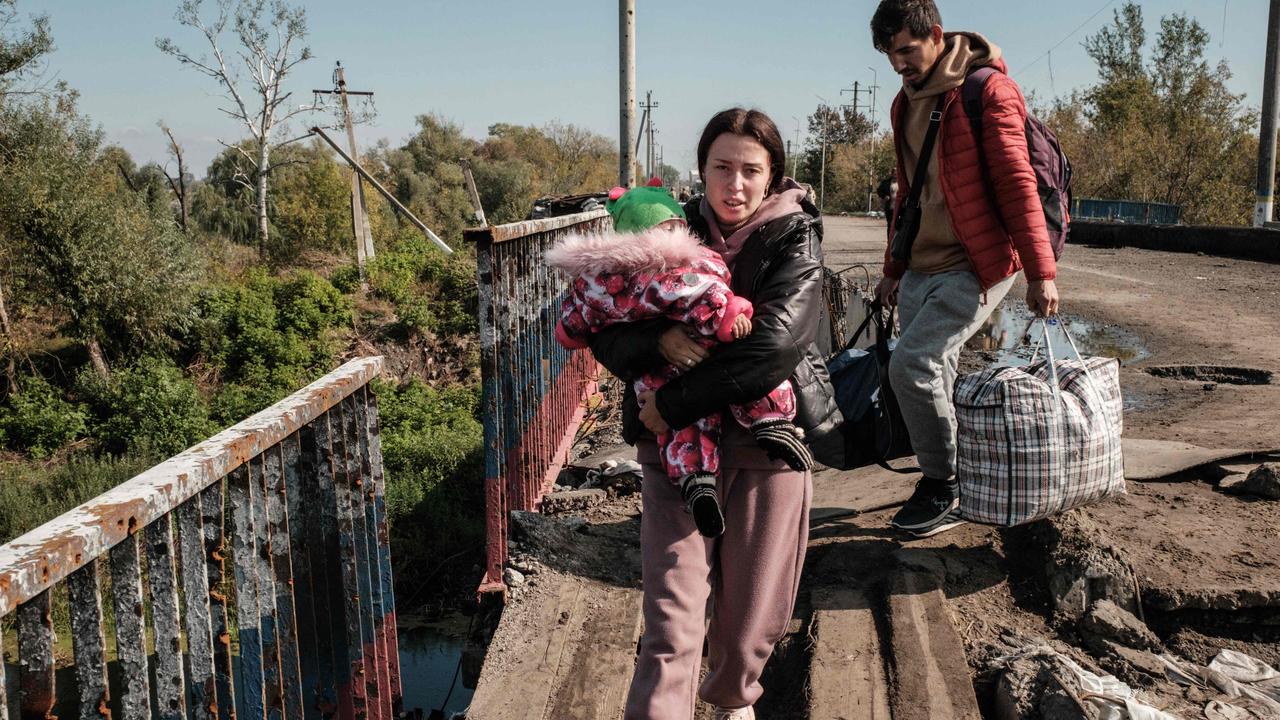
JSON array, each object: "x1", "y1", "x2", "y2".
[
  {"x1": 908, "y1": 508, "x2": 966, "y2": 538},
  {"x1": 681, "y1": 473, "x2": 725, "y2": 538},
  {"x1": 891, "y1": 477, "x2": 960, "y2": 531}
]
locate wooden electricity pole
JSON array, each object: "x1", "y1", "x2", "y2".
[{"x1": 314, "y1": 62, "x2": 376, "y2": 274}]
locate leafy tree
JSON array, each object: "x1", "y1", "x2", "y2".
[
  {"x1": 0, "y1": 99, "x2": 199, "y2": 376},
  {"x1": 796, "y1": 104, "x2": 876, "y2": 212},
  {"x1": 1051, "y1": 2, "x2": 1257, "y2": 225},
  {"x1": 194, "y1": 139, "x2": 350, "y2": 265},
  {"x1": 0, "y1": 0, "x2": 51, "y2": 93}
]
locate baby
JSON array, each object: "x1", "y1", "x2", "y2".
[{"x1": 547, "y1": 184, "x2": 812, "y2": 537}]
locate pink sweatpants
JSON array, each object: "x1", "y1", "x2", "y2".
[
  {"x1": 624, "y1": 437, "x2": 812, "y2": 719},
  {"x1": 633, "y1": 360, "x2": 797, "y2": 481}
]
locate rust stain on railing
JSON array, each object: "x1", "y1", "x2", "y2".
[
  {"x1": 0, "y1": 356, "x2": 401, "y2": 720},
  {"x1": 468, "y1": 211, "x2": 609, "y2": 595}
]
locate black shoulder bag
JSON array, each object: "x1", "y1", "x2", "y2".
[{"x1": 890, "y1": 95, "x2": 946, "y2": 264}]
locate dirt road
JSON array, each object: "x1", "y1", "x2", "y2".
[{"x1": 820, "y1": 214, "x2": 1280, "y2": 449}]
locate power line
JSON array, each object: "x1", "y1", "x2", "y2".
[{"x1": 1015, "y1": 0, "x2": 1118, "y2": 78}]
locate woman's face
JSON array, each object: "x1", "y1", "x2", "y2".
[{"x1": 703, "y1": 132, "x2": 773, "y2": 229}]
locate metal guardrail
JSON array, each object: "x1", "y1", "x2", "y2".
[
  {"x1": 466, "y1": 210, "x2": 611, "y2": 596},
  {"x1": 0, "y1": 357, "x2": 401, "y2": 720},
  {"x1": 1071, "y1": 198, "x2": 1182, "y2": 225}
]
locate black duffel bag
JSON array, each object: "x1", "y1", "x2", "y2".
[{"x1": 824, "y1": 301, "x2": 916, "y2": 472}]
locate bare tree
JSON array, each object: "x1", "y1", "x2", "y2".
[
  {"x1": 158, "y1": 121, "x2": 190, "y2": 231},
  {"x1": 157, "y1": 0, "x2": 314, "y2": 256}
]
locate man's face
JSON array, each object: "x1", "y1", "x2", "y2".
[{"x1": 884, "y1": 25, "x2": 945, "y2": 88}]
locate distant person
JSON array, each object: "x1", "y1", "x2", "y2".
[
  {"x1": 586, "y1": 108, "x2": 839, "y2": 720},
  {"x1": 678, "y1": 187, "x2": 691, "y2": 202},
  {"x1": 876, "y1": 175, "x2": 898, "y2": 225},
  {"x1": 547, "y1": 185, "x2": 813, "y2": 540},
  {"x1": 871, "y1": 0, "x2": 1059, "y2": 537}
]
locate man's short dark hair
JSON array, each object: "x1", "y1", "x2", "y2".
[
  {"x1": 696, "y1": 108, "x2": 787, "y2": 193},
  {"x1": 871, "y1": 0, "x2": 942, "y2": 53}
]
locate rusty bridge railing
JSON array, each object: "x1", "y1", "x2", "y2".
[
  {"x1": 467, "y1": 210, "x2": 611, "y2": 595},
  {"x1": 0, "y1": 356, "x2": 401, "y2": 719}
]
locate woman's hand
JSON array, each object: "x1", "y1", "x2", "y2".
[
  {"x1": 659, "y1": 324, "x2": 708, "y2": 369},
  {"x1": 636, "y1": 391, "x2": 670, "y2": 434}
]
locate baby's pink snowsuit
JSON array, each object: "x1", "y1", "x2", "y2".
[{"x1": 546, "y1": 225, "x2": 797, "y2": 482}]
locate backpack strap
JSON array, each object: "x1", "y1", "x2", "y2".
[{"x1": 962, "y1": 66, "x2": 1008, "y2": 235}]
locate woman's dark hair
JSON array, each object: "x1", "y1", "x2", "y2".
[
  {"x1": 871, "y1": 0, "x2": 942, "y2": 53},
  {"x1": 696, "y1": 108, "x2": 787, "y2": 193}
]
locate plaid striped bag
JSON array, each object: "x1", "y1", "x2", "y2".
[{"x1": 954, "y1": 322, "x2": 1125, "y2": 526}]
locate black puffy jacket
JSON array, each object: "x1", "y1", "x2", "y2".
[{"x1": 586, "y1": 195, "x2": 844, "y2": 465}]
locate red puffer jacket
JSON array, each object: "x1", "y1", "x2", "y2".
[{"x1": 884, "y1": 59, "x2": 1056, "y2": 290}]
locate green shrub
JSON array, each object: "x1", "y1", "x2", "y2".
[
  {"x1": 78, "y1": 357, "x2": 215, "y2": 456},
  {"x1": 328, "y1": 263, "x2": 362, "y2": 294},
  {"x1": 375, "y1": 378, "x2": 485, "y2": 596},
  {"x1": 0, "y1": 374, "x2": 88, "y2": 458},
  {"x1": 186, "y1": 269, "x2": 352, "y2": 423},
  {"x1": 366, "y1": 238, "x2": 477, "y2": 337}
]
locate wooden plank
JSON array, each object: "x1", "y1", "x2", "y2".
[
  {"x1": 886, "y1": 569, "x2": 981, "y2": 720},
  {"x1": 248, "y1": 455, "x2": 285, "y2": 720},
  {"x1": 176, "y1": 495, "x2": 219, "y2": 720},
  {"x1": 808, "y1": 587, "x2": 891, "y2": 720},
  {"x1": 146, "y1": 515, "x2": 188, "y2": 720},
  {"x1": 16, "y1": 590, "x2": 55, "y2": 719},
  {"x1": 66, "y1": 560, "x2": 111, "y2": 720},
  {"x1": 0, "y1": 357, "x2": 384, "y2": 619},
  {"x1": 330, "y1": 403, "x2": 369, "y2": 720},
  {"x1": 467, "y1": 576, "x2": 588, "y2": 719},
  {"x1": 343, "y1": 397, "x2": 386, "y2": 720},
  {"x1": 110, "y1": 533, "x2": 152, "y2": 719},
  {"x1": 363, "y1": 389, "x2": 402, "y2": 712},
  {"x1": 284, "y1": 432, "x2": 325, "y2": 720},
  {"x1": 315, "y1": 411, "x2": 361, "y2": 719},
  {"x1": 263, "y1": 443, "x2": 305, "y2": 720},
  {"x1": 228, "y1": 463, "x2": 266, "y2": 720},
  {"x1": 546, "y1": 585, "x2": 643, "y2": 719},
  {"x1": 201, "y1": 480, "x2": 236, "y2": 720}
]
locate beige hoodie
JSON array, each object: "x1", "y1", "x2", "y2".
[{"x1": 899, "y1": 32, "x2": 1001, "y2": 275}]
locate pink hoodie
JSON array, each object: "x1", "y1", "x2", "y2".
[{"x1": 700, "y1": 178, "x2": 808, "y2": 268}]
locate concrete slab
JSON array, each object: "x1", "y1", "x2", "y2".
[
  {"x1": 1074, "y1": 479, "x2": 1280, "y2": 611},
  {"x1": 1122, "y1": 438, "x2": 1277, "y2": 481},
  {"x1": 810, "y1": 461, "x2": 918, "y2": 526}
]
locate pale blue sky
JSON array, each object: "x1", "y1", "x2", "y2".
[{"x1": 17, "y1": 0, "x2": 1270, "y2": 178}]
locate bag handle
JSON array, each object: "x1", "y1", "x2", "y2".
[{"x1": 1027, "y1": 316, "x2": 1097, "y2": 408}]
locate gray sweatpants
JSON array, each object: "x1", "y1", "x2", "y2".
[{"x1": 889, "y1": 269, "x2": 1016, "y2": 480}]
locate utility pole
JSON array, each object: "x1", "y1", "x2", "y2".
[
  {"x1": 619, "y1": 0, "x2": 637, "y2": 187},
  {"x1": 1256, "y1": 0, "x2": 1280, "y2": 227},
  {"x1": 791, "y1": 116, "x2": 801, "y2": 179},
  {"x1": 314, "y1": 62, "x2": 376, "y2": 275},
  {"x1": 640, "y1": 91, "x2": 659, "y2": 180},
  {"x1": 843, "y1": 78, "x2": 879, "y2": 212},
  {"x1": 819, "y1": 105, "x2": 828, "y2": 211}
]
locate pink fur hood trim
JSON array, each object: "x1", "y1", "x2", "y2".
[{"x1": 545, "y1": 225, "x2": 708, "y2": 276}]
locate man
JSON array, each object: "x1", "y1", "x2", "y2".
[{"x1": 871, "y1": 0, "x2": 1059, "y2": 537}]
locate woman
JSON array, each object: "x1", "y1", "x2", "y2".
[{"x1": 587, "y1": 108, "x2": 841, "y2": 720}]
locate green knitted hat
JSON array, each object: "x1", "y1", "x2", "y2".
[{"x1": 605, "y1": 184, "x2": 686, "y2": 233}]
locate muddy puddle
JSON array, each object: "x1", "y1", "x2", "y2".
[{"x1": 966, "y1": 300, "x2": 1149, "y2": 368}]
